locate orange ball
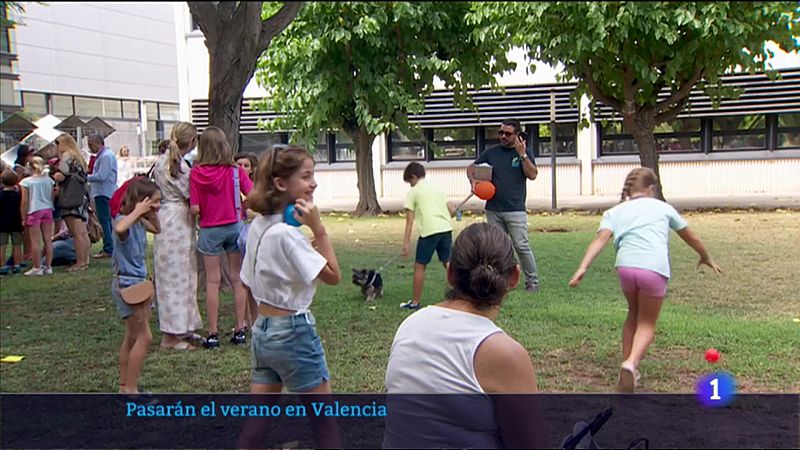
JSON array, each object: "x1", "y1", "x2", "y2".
[{"x1": 474, "y1": 181, "x2": 496, "y2": 201}]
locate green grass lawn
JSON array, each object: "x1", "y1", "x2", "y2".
[{"x1": 1, "y1": 210, "x2": 798, "y2": 393}]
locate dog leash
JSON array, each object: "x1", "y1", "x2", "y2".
[{"x1": 377, "y1": 253, "x2": 403, "y2": 273}]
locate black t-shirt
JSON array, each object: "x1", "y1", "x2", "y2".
[
  {"x1": 0, "y1": 189, "x2": 23, "y2": 233},
  {"x1": 473, "y1": 145, "x2": 536, "y2": 212}
]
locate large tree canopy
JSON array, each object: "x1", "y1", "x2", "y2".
[
  {"x1": 188, "y1": 1, "x2": 302, "y2": 154},
  {"x1": 255, "y1": 2, "x2": 516, "y2": 215},
  {"x1": 470, "y1": 2, "x2": 800, "y2": 198}
]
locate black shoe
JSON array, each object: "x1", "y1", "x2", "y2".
[
  {"x1": 204, "y1": 333, "x2": 220, "y2": 349},
  {"x1": 231, "y1": 330, "x2": 246, "y2": 345}
]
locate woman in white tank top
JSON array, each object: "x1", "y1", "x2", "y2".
[{"x1": 384, "y1": 223, "x2": 546, "y2": 448}]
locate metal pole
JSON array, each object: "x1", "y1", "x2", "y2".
[{"x1": 550, "y1": 90, "x2": 557, "y2": 210}]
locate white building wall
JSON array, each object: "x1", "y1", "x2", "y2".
[
  {"x1": 593, "y1": 159, "x2": 800, "y2": 196},
  {"x1": 16, "y1": 2, "x2": 180, "y2": 102}
]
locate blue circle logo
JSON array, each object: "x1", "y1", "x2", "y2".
[{"x1": 696, "y1": 372, "x2": 737, "y2": 408}]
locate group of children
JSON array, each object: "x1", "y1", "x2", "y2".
[
  {"x1": 0, "y1": 122, "x2": 703, "y2": 398},
  {"x1": 0, "y1": 155, "x2": 57, "y2": 277}
]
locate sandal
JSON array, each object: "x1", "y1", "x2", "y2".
[
  {"x1": 617, "y1": 362, "x2": 637, "y2": 393},
  {"x1": 160, "y1": 341, "x2": 197, "y2": 351},
  {"x1": 66, "y1": 264, "x2": 88, "y2": 273}
]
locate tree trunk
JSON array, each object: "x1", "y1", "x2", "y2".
[
  {"x1": 350, "y1": 128, "x2": 382, "y2": 216},
  {"x1": 207, "y1": 47, "x2": 250, "y2": 155},
  {"x1": 189, "y1": 2, "x2": 303, "y2": 155},
  {"x1": 623, "y1": 113, "x2": 666, "y2": 201}
]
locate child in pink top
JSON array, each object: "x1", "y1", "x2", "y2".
[{"x1": 190, "y1": 126, "x2": 253, "y2": 349}]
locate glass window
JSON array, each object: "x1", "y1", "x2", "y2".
[
  {"x1": 1, "y1": 58, "x2": 14, "y2": 75},
  {"x1": 430, "y1": 127, "x2": 476, "y2": 160},
  {"x1": 483, "y1": 126, "x2": 500, "y2": 152},
  {"x1": 0, "y1": 78, "x2": 20, "y2": 107},
  {"x1": 389, "y1": 128, "x2": 425, "y2": 161},
  {"x1": 600, "y1": 118, "x2": 703, "y2": 155},
  {"x1": 712, "y1": 115, "x2": 765, "y2": 151},
  {"x1": 599, "y1": 121, "x2": 637, "y2": 155},
  {"x1": 291, "y1": 132, "x2": 329, "y2": 163},
  {"x1": 240, "y1": 132, "x2": 287, "y2": 154},
  {"x1": 102, "y1": 99, "x2": 122, "y2": 118},
  {"x1": 777, "y1": 113, "x2": 800, "y2": 149},
  {"x1": 655, "y1": 118, "x2": 701, "y2": 153},
  {"x1": 144, "y1": 102, "x2": 159, "y2": 121},
  {"x1": 74, "y1": 96, "x2": 103, "y2": 117},
  {"x1": 334, "y1": 131, "x2": 355, "y2": 162},
  {"x1": 122, "y1": 101, "x2": 139, "y2": 119},
  {"x1": 1, "y1": 26, "x2": 10, "y2": 53},
  {"x1": 538, "y1": 123, "x2": 577, "y2": 156},
  {"x1": 52, "y1": 95, "x2": 73, "y2": 117},
  {"x1": 159, "y1": 103, "x2": 180, "y2": 121},
  {"x1": 22, "y1": 92, "x2": 47, "y2": 116}
]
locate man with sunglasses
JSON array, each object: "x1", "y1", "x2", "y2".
[{"x1": 467, "y1": 119, "x2": 540, "y2": 293}]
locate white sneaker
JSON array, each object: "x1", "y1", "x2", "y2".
[
  {"x1": 42, "y1": 266, "x2": 53, "y2": 275},
  {"x1": 24, "y1": 267, "x2": 43, "y2": 276}
]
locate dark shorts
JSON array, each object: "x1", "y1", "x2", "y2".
[{"x1": 415, "y1": 231, "x2": 452, "y2": 265}]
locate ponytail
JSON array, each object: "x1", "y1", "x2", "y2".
[
  {"x1": 620, "y1": 167, "x2": 657, "y2": 202},
  {"x1": 165, "y1": 139, "x2": 184, "y2": 179}
]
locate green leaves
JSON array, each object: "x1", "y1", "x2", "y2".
[
  {"x1": 471, "y1": 1, "x2": 799, "y2": 117},
  {"x1": 256, "y1": 2, "x2": 516, "y2": 141}
]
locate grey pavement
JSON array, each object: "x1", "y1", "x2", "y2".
[{"x1": 319, "y1": 192, "x2": 800, "y2": 213}]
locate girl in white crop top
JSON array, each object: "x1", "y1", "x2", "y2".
[
  {"x1": 384, "y1": 223, "x2": 545, "y2": 449},
  {"x1": 237, "y1": 146, "x2": 342, "y2": 448}
]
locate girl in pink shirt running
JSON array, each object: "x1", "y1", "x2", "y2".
[{"x1": 190, "y1": 126, "x2": 253, "y2": 349}]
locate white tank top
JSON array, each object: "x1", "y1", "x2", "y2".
[{"x1": 385, "y1": 305, "x2": 503, "y2": 394}]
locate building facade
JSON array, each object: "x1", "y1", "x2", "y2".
[{"x1": 2, "y1": 2, "x2": 182, "y2": 157}]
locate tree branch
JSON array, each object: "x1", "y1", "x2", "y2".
[
  {"x1": 654, "y1": 96, "x2": 689, "y2": 124},
  {"x1": 259, "y1": 2, "x2": 304, "y2": 49},
  {"x1": 580, "y1": 63, "x2": 623, "y2": 111},
  {"x1": 654, "y1": 66, "x2": 704, "y2": 116},
  {"x1": 187, "y1": 2, "x2": 222, "y2": 40}
]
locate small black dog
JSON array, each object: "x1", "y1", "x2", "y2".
[{"x1": 352, "y1": 268, "x2": 384, "y2": 302}]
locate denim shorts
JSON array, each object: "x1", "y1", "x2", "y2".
[
  {"x1": 416, "y1": 231, "x2": 452, "y2": 265},
  {"x1": 197, "y1": 222, "x2": 242, "y2": 256},
  {"x1": 111, "y1": 275, "x2": 143, "y2": 320},
  {"x1": 251, "y1": 312, "x2": 330, "y2": 392}
]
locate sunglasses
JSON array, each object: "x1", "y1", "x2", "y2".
[{"x1": 498, "y1": 130, "x2": 516, "y2": 137}]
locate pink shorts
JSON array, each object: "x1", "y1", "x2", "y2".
[
  {"x1": 617, "y1": 266, "x2": 668, "y2": 298},
  {"x1": 26, "y1": 209, "x2": 54, "y2": 227}
]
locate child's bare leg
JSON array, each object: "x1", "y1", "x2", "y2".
[
  {"x1": 236, "y1": 383, "x2": 284, "y2": 448},
  {"x1": 623, "y1": 293, "x2": 664, "y2": 369},
  {"x1": 119, "y1": 322, "x2": 134, "y2": 392},
  {"x1": 122, "y1": 311, "x2": 153, "y2": 394},
  {"x1": 42, "y1": 222, "x2": 54, "y2": 268},
  {"x1": 12, "y1": 244, "x2": 21, "y2": 266},
  {"x1": 227, "y1": 251, "x2": 247, "y2": 330},
  {"x1": 203, "y1": 255, "x2": 222, "y2": 334},
  {"x1": 246, "y1": 289, "x2": 258, "y2": 327},
  {"x1": 302, "y1": 381, "x2": 342, "y2": 449},
  {"x1": 412, "y1": 263, "x2": 426, "y2": 305},
  {"x1": 622, "y1": 289, "x2": 639, "y2": 361},
  {"x1": 28, "y1": 225, "x2": 42, "y2": 268}
]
